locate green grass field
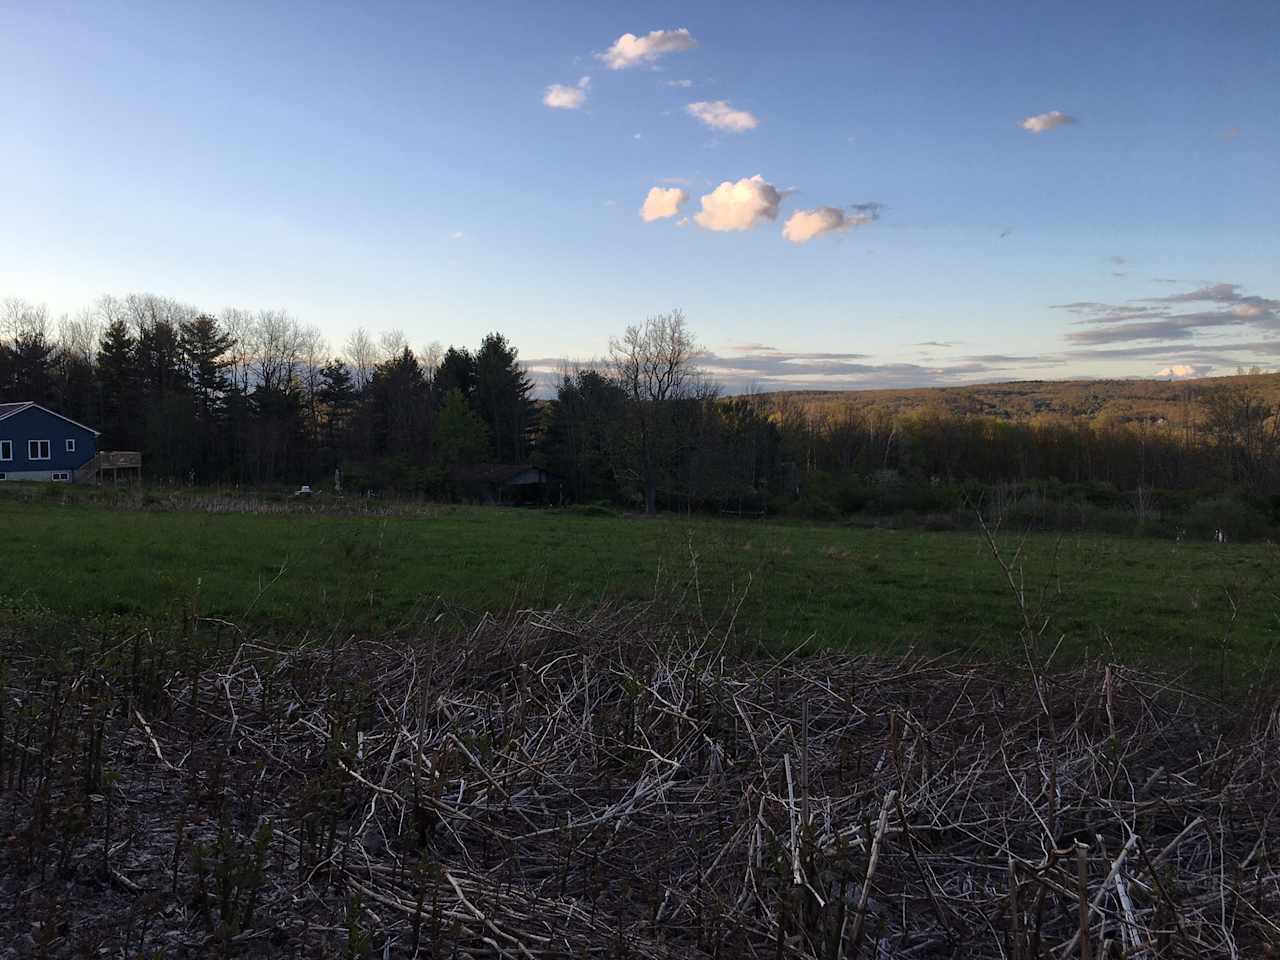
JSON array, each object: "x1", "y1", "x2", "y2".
[{"x1": 1, "y1": 486, "x2": 1276, "y2": 684}]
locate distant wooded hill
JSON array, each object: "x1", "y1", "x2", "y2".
[{"x1": 750, "y1": 373, "x2": 1280, "y2": 425}]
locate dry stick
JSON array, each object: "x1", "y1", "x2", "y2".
[
  {"x1": 1009, "y1": 856, "x2": 1022, "y2": 960},
  {"x1": 849, "y1": 789, "x2": 896, "y2": 956},
  {"x1": 1061, "y1": 832, "x2": 1140, "y2": 959},
  {"x1": 1076, "y1": 843, "x2": 1091, "y2": 960},
  {"x1": 894, "y1": 792, "x2": 952, "y2": 939}
]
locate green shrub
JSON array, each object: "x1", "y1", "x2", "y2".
[
  {"x1": 1182, "y1": 497, "x2": 1269, "y2": 542},
  {"x1": 794, "y1": 496, "x2": 839, "y2": 521}
]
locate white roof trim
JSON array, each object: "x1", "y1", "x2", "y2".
[{"x1": 0, "y1": 402, "x2": 101, "y2": 435}]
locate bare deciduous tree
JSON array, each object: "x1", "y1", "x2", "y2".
[
  {"x1": 609, "y1": 309, "x2": 715, "y2": 513},
  {"x1": 344, "y1": 327, "x2": 375, "y2": 391}
]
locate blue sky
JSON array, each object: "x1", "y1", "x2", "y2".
[{"x1": 2, "y1": 0, "x2": 1277, "y2": 391}]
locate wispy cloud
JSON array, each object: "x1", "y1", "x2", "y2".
[
  {"x1": 782, "y1": 203, "x2": 881, "y2": 244},
  {"x1": 1020, "y1": 110, "x2": 1076, "y2": 133},
  {"x1": 665, "y1": 79, "x2": 693, "y2": 88},
  {"x1": 523, "y1": 342, "x2": 1065, "y2": 395},
  {"x1": 543, "y1": 76, "x2": 590, "y2": 109},
  {"x1": 694, "y1": 175, "x2": 781, "y2": 232},
  {"x1": 640, "y1": 186, "x2": 688, "y2": 222},
  {"x1": 598, "y1": 29, "x2": 696, "y2": 70},
  {"x1": 1058, "y1": 282, "x2": 1280, "y2": 356},
  {"x1": 685, "y1": 100, "x2": 759, "y2": 132}
]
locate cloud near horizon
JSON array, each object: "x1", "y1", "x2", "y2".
[
  {"x1": 694, "y1": 175, "x2": 781, "y2": 231},
  {"x1": 1020, "y1": 110, "x2": 1076, "y2": 133},
  {"x1": 1059, "y1": 282, "x2": 1280, "y2": 345},
  {"x1": 782, "y1": 203, "x2": 881, "y2": 244},
  {"x1": 685, "y1": 100, "x2": 759, "y2": 132},
  {"x1": 640, "y1": 186, "x2": 688, "y2": 222},
  {"x1": 543, "y1": 76, "x2": 590, "y2": 109},
  {"x1": 1155, "y1": 364, "x2": 1211, "y2": 379},
  {"x1": 597, "y1": 28, "x2": 696, "y2": 69},
  {"x1": 519, "y1": 345, "x2": 1050, "y2": 395}
]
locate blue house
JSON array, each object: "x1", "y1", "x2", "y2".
[{"x1": 0, "y1": 402, "x2": 100, "y2": 482}]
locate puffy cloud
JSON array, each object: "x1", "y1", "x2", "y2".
[
  {"x1": 782, "y1": 203, "x2": 881, "y2": 244},
  {"x1": 1020, "y1": 110, "x2": 1076, "y2": 133},
  {"x1": 640, "y1": 186, "x2": 688, "y2": 222},
  {"x1": 598, "y1": 29, "x2": 696, "y2": 69},
  {"x1": 1155, "y1": 365, "x2": 1211, "y2": 379},
  {"x1": 543, "y1": 76, "x2": 590, "y2": 109},
  {"x1": 685, "y1": 100, "x2": 758, "y2": 132},
  {"x1": 693, "y1": 175, "x2": 781, "y2": 232}
]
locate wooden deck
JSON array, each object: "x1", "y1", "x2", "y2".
[{"x1": 77, "y1": 451, "x2": 142, "y2": 483}]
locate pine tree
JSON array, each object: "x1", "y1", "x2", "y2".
[
  {"x1": 472, "y1": 332, "x2": 536, "y2": 463},
  {"x1": 97, "y1": 319, "x2": 139, "y2": 449},
  {"x1": 316, "y1": 359, "x2": 357, "y2": 455},
  {"x1": 180, "y1": 314, "x2": 234, "y2": 424}
]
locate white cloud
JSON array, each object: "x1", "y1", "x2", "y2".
[
  {"x1": 543, "y1": 76, "x2": 590, "y2": 110},
  {"x1": 685, "y1": 100, "x2": 758, "y2": 133},
  {"x1": 782, "y1": 204, "x2": 881, "y2": 244},
  {"x1": 676, "y1": 217, "x2": 689, "y2": 228},
  {"x1": 1155, "y1": 364, "x2": 1211, "y2": 379},
  {"x1": 1233, "y1": 304, "x2": 1266, "y2": 318},
  {"x1": 640, "y1": 186, "x2": 688, "y2": 222},
  {"x1": 1020, "y1": 110, "x2": 1076, "y2": 133},
  {"x1": 666, "y1": 79, "x2": 693, "y2": 88},
  {"x1": 598, "y1": 29, "x2": 696, "y2": 69},
  {"x1": 694, "y1": 175, "x2": 781, "y2": 232},
  {"x1": 449, "y1": 231, "x2": 464, "y2": 240}
]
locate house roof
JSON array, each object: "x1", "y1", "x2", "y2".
[
  {"x1": 0, "y1": 402, "x2": 101, "y2": 435},
  {"x1": 451, "y1": 463, "x2": 561, "y2": 485}
]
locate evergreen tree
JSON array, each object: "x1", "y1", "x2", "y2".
[
  {"x1": 181, "y1": 315, "x2": 234, "y2": 423},
  {"x1": 97, "y1": 319, "x2": 138, "y2": 449},
  {"x1": 434, "y1": 346, "x2": 476, "y2": 401},
  {"x1": 473, "y1": 332, "x2": 536, "y2": 463},
  {"x1": 436, "y1": 388, "x2": 490, "y2": 466},
  {"x1": 316, "y1": 359, "x2": 357, "y2": 456},
  {"x1": 180, "y1": 314, "x2": 235, "y2": 477}
]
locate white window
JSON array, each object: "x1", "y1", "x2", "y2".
[
  {"x1": 0, "y1": 440, "x2": 10, "y2": 460},
  {"x1": 51, "y1": 471, "x2": 70, "y2": 481},
  {"x1": 29, "y1": 439, "x2": 50, "y2": 460},
  {"x1": 65, "y1": 438, "x2": 76, "y2": 453}
]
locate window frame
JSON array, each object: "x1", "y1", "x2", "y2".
[
  {"x1": 51, "y1": 471, "x2": 70, "y2": 482},
  {"x1": 65, "y1": 438, "x2": 76, "y2": 453},
  {"x1": 29, "y1": 439, "x2": 51, "y2": 461},
  {"x1": 0, "y1": 440, "x2": 10, "y2": 461}
]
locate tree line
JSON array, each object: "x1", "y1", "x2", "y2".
[{"x1": 1, "y1": 295, "x2": 1276, "y2": 512}]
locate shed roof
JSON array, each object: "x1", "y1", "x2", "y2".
[
  {"x1": 0, "y1": 401, "x2": 101, "y2": 435},
  {"x1": 451, "y1": 463, "x2": 561, "y2": 485}
]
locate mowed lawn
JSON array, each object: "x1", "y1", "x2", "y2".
[{"x1": 1, "y1": 491, "x2": 1276, "y2": 681}]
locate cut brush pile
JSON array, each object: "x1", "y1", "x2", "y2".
[{"x1": 2, "y1": 604, "x2": 1278, "y2": 957}]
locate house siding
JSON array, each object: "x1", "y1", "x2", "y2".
[{"x1": 0, "y1": 406, "x2": 97, "y2": 480}]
